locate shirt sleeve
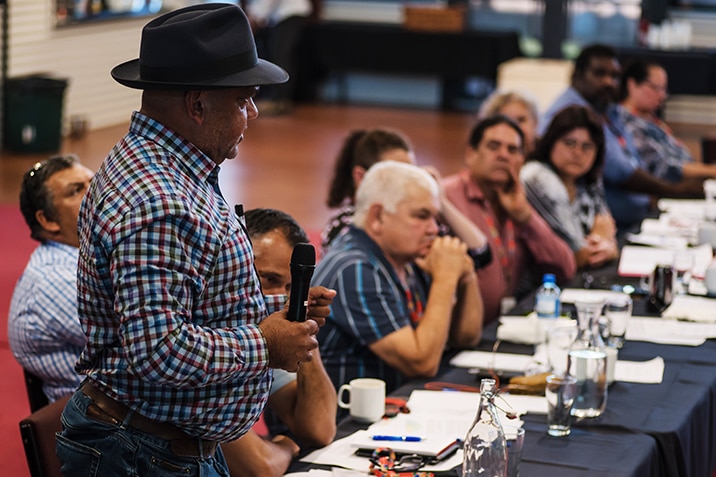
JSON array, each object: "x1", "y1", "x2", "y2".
[
  {"x1": 516, "y1": 212, "x2": 577, "y2": 284},
  {"x1": 602, "y1": 111, "x2": 640, "y2": 186},
  {"x1": 108, "y1": 198, "x2": 268, "y2": 389},
  {"x1": 521, "y1": 162, "x2": 586, "y2": 251}
]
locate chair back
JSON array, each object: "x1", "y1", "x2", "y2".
[
  {"x1": 23, "y1": 369, "x2": 49, "y2": 412},
  {"x1": 19, "y1": 394, "x2": 70, "y2": 477}
]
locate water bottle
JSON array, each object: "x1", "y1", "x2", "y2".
[
  {"x1": 462, "y1": 378, "x2": 507, "y2": 477},
  {"x1": 568, "y1": 299, "x2": 608, "y2": 418},
  {"x1": 535, "y1": 273, "x2": 561, "y2": 318}
]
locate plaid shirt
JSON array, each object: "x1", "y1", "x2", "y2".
[
  {"x1": 76, "y1": 111, "x2": 270, "y2": 442},
  {"x1": 8, "y1": 241, "x2": 85, "y2": 402}
]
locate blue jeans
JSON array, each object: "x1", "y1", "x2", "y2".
[{"x1": 56, "y1": 389, "x2": 230, "y2": 477}]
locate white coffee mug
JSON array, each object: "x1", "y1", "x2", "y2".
[{"x1": 337, "y1": 378, "x2": 385, "y2": 423}]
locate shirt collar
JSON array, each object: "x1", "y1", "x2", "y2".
[
  {"x1": 458, "y1": 169, "x2": 487, "y2": 203},
  {"x1": 128, "y1": 111, "x2": 220, "y2": 186}
]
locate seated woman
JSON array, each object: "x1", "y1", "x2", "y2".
[
  {"x1": 478, "y1": 89, "x2": 540, "y2": 158},
  {"x1": 520, "y1": 105, "x2": 618, "y2": 268},
  {"x1": 322, "y1": 127, "x2": 491, "y2": 266},
  {"x1": 322, "y1": 128, "x2": 414, "y2": 251},
  {"x1": 618, "y1": 59, "x2": 716, "y2": 181}
]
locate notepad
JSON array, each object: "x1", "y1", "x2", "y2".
[{"x1": 350, "y1": 430, "x2": 460, "y2": 460}]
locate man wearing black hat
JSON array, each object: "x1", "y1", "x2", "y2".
[{"x1": 56, "y1": 4, "x2": 335, "y2": 476}]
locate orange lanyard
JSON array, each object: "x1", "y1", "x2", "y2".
[{"x1": 483, "y1": 211, "x2": 515, "y2": 289}]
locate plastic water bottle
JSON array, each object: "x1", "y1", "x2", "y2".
[{"x1": 535, "y1": 273, "x2": 561, "y2": 318}]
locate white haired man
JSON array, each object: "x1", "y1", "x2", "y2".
[{"x1": 314, "y1": 161, "x2": 483, "y2": 393}]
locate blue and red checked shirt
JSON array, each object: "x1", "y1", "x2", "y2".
[
  {"x1": 9, "y1": 241, "x2": 85, "y2": 402},
  {"x1": 76, "y1": 111, "x2": 270, "y2": 442}
]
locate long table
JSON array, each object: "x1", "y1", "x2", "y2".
[
  {"x1": 295, "y1": 21, "x2": 522, "y2": 109},
  {"x1": 289, "y1": 254, "x2": 716, "y2": 476}
]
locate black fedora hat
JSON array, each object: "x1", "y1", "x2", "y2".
[{"x1": 111, "y1": 3, "x2": 288, "y2": 90}]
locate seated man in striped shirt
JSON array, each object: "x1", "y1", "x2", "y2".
[
  {"x1": 9, "y1": 155, "x2": 94, "y2": 403},
  {"x1": 314, "y1": 161, "x2": 483, "y2": 394}
]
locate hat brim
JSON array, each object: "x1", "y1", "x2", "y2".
[{"x1": 111, "y1": 58, "x2": 289, "y2": 90}]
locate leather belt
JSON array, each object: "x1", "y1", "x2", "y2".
[{"x1": 80, "y1": 382, "x2": 218, "y2": 458}]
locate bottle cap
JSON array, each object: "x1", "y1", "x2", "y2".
[{"x1": 543, "y1": 273, "x2": 556, "y2": 283}]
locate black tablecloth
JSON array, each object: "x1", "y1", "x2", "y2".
[{"x1": 291, "y1": 254, "x2": 715, "y2": 477}]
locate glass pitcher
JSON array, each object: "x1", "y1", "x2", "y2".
[{"x1": 567, "y1": 299, "x2": 608, "y2": 418}]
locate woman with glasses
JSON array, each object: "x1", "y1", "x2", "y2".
[
  {"x1": 617, "y1": 59, "x2": 716, "y2": 181},
  {"x1": 521, "y1": 106, "x2": 618, "y2": 268}
]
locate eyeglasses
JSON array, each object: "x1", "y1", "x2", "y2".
[
  {"x1": 369, "y1": 447, "x2": 432, "y2": 476},
  {"x1": 560, "y1": 137, "x2": 596, "y2": 154},
  {"x1": 643, "y1": 80, "x2": 669, "y2": 95}
]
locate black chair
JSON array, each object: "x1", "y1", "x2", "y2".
[
  {"x1": 23, "y1": 369, "x2": 49, "y2": 412},
  {"x1": 19, "y1": 394, "x2": 70, "y2": 477}
]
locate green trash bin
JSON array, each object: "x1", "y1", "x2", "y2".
[{"x1": 4, "y1": 75, "x2": 69, "y2": 153}]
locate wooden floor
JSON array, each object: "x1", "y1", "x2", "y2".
[{"x1": 0, "y1": 102, "x2": 708, "y2": 233}]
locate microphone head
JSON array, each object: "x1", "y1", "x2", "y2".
[{"x1": 291, "y1": 243, "x2": 316, "y2": 267}]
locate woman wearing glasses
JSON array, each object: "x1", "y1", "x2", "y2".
[
  {"x1": 617, "y1": 59, "x2": 716, "y2": 181},
  {"x1": 520, "y1": 105, "x2": 618, "y2": 268}
]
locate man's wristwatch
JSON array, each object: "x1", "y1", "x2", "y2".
[{"x1": 467, "y1": 243, "x2": 492, "y2": 270}]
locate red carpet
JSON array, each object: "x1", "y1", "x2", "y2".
[{"x1": 1, "y1": 204, "x2": 38, "y2": 477}]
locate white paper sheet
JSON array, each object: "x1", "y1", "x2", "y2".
[
  {"x1": 657, "y1": 198, "x2": 706, "y2": 216},
  {"x1": 626, "y1": 316, "x2": 716, "y2": 345},
  {"x1": 662, "y1": 295, "x2": 716, "y2": 323},
  {"x1": 614, "y1": 357, "x2": 665, "y2": 384},
  {"x1": 618, "y1": 245, "x2": 676, "y2": 277},
  {"x1": 558, "y1": 288, "x2": 629, "y2": 304},
  {"x1": 496, "y1": 314, "x2": 548, "y2": 345},
  {"x1": 449, "y1": 350, "x2": 535, "y2": 373},
  {"x1": 626, "y1": 233, "x2": 688, "y2": 249}
]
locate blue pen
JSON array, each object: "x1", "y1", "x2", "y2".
[{"x1": 371, "y1": 435, "x2": 423, "y2": 442}]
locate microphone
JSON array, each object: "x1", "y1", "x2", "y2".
[{"x1": 286, "y1": 243, "x2": 316, "y2": 322}]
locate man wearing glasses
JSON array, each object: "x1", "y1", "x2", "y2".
[
  {"x1": 8, "y1": 155, "x2": 93, "y2": 403},
  {"x1": 542, "y1": 43, "x2": 702, "y2": 234}
]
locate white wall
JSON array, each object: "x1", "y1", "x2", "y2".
[{"x1": 8, "y1": 0, "x2": 145, "y2": 132}]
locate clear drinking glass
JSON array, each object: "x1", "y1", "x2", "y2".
[
  {"x1": 604, "y1": 295, "x2": 633, "y2": 349},
  {"x1": 545, "y1": 374, "x2": 578, "y2": 436},
  {"x1": 546, "y1": 321, "x2": 578, "y2": 376}
]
